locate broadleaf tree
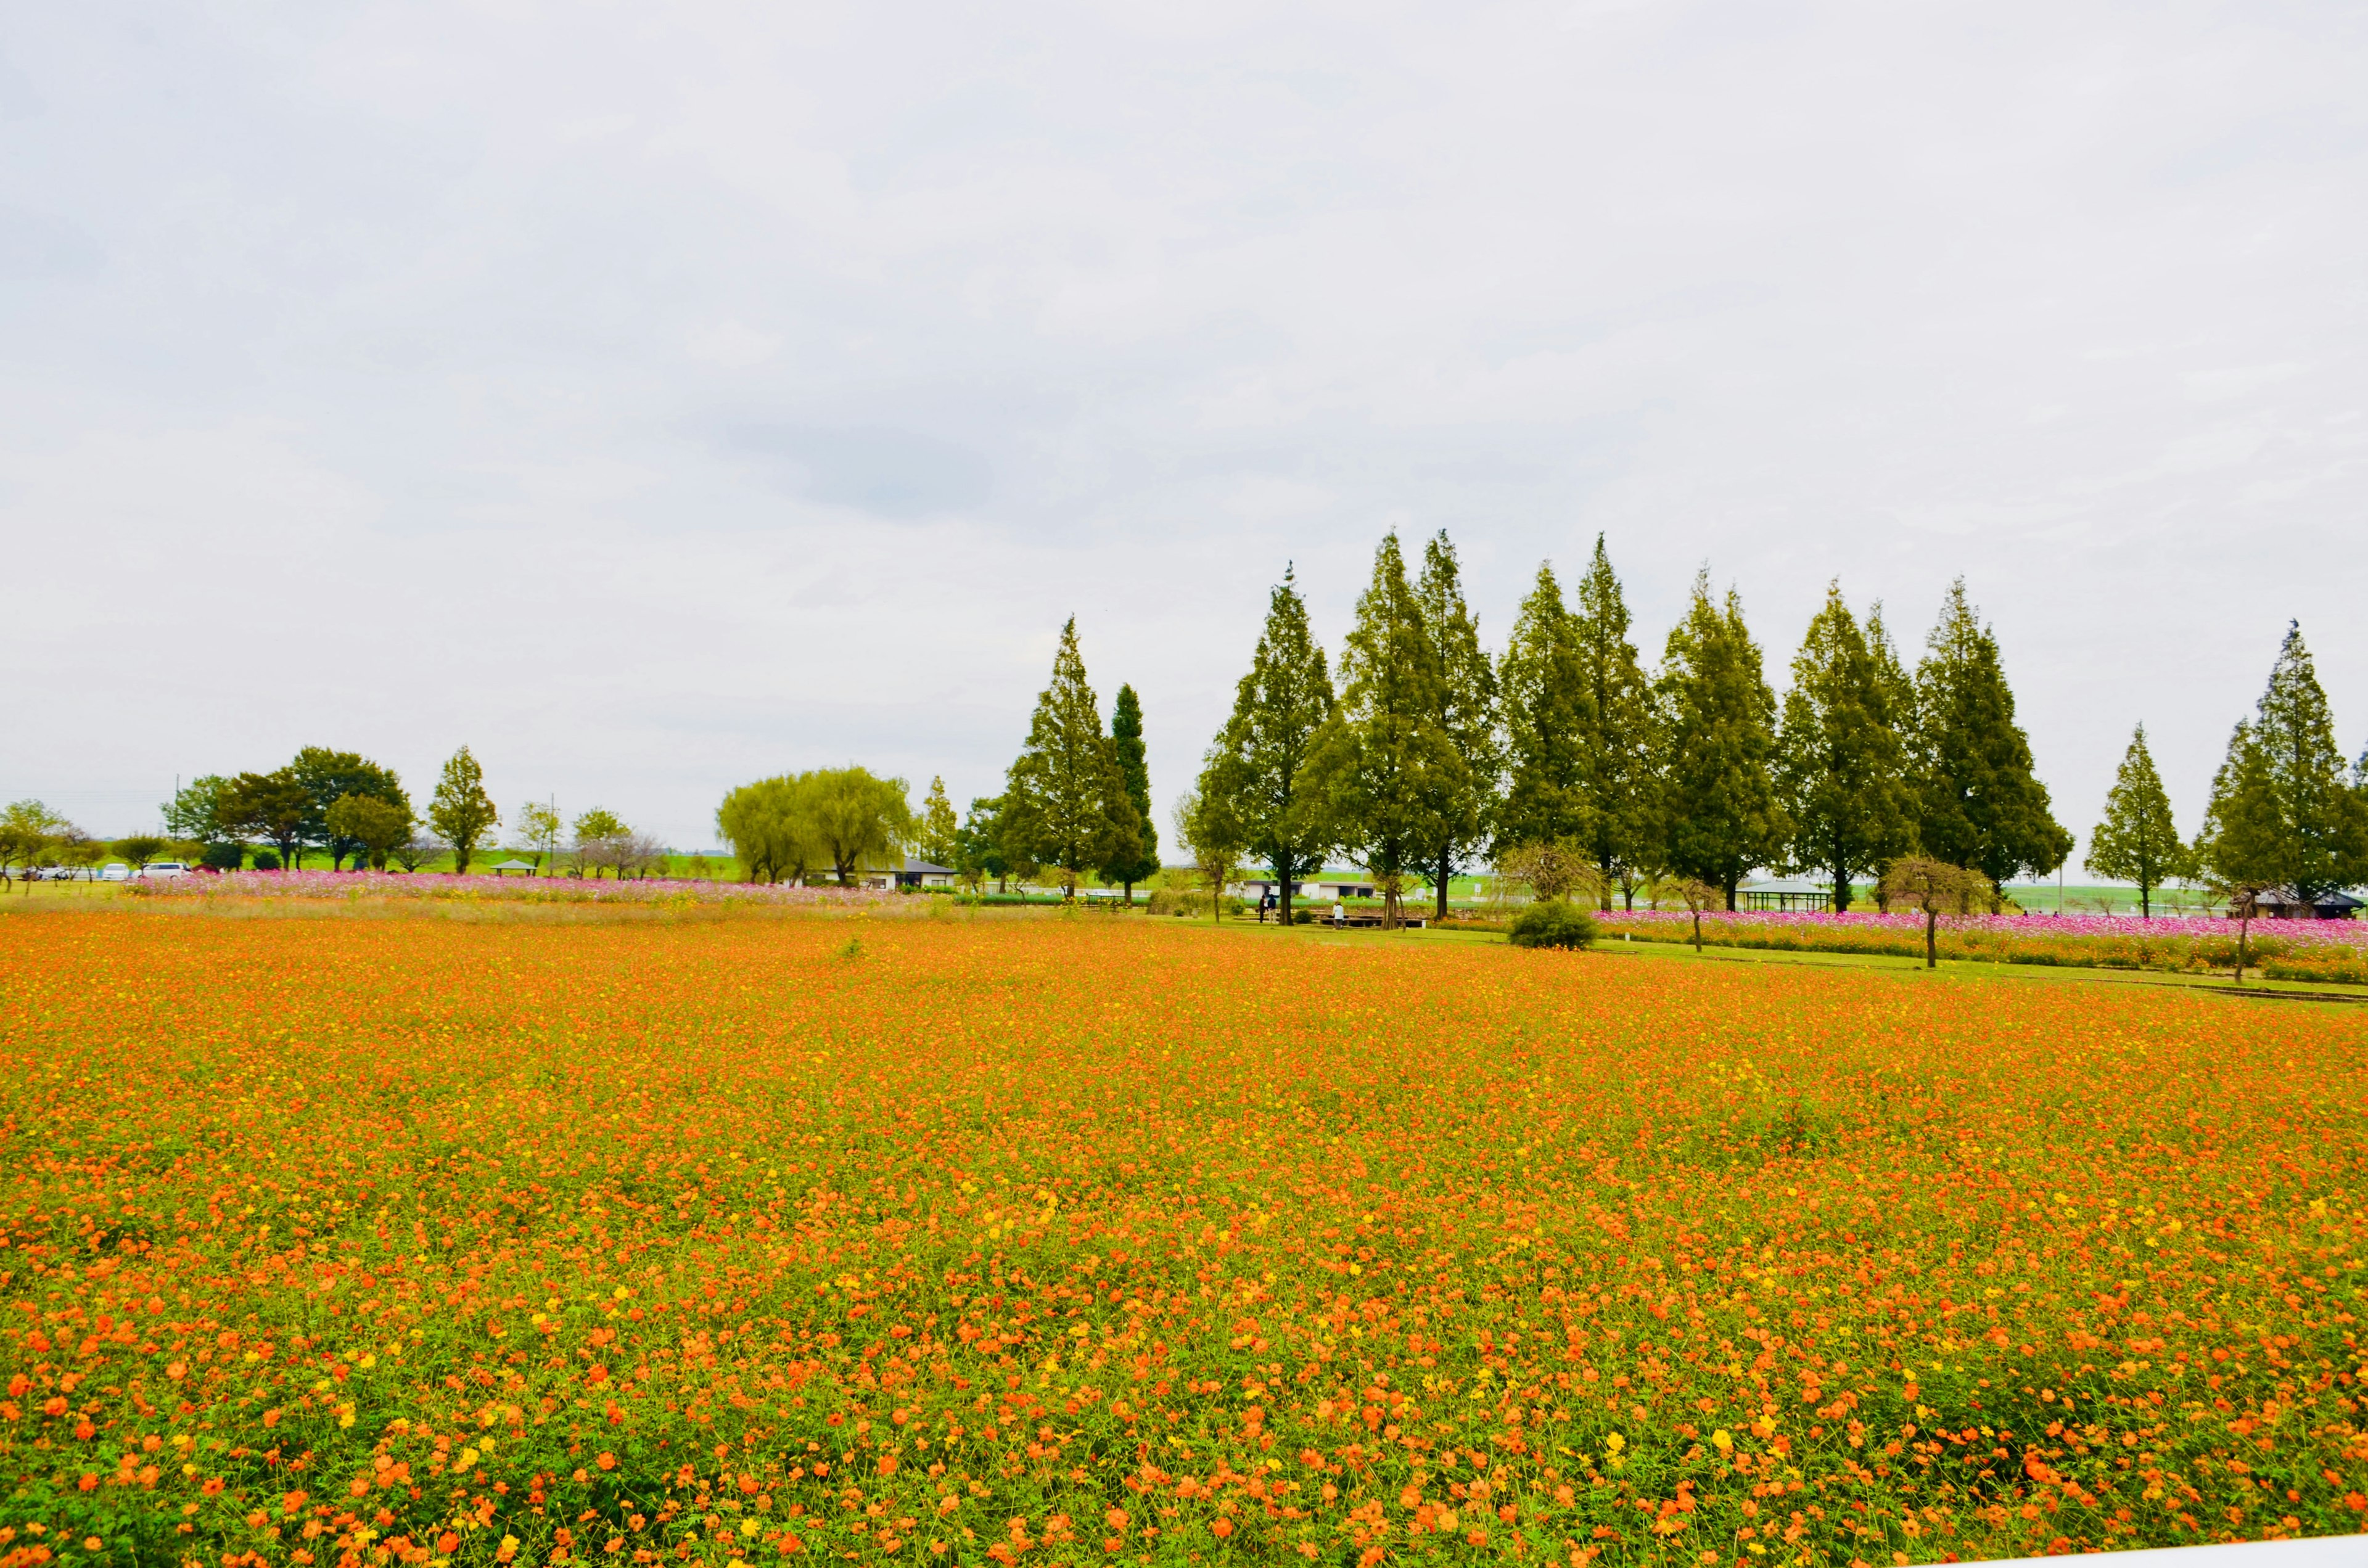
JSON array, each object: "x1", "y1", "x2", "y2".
[
  {"x1": 1200, "y1": 566, "x2": 1336, "y2": 928},
  {"x1": 2086, "y1": 723, "x2": 2192, "y2": 919},
  {"x1": 220, "y1": 770, "x2": 315, "y2": 872},
  {"x1": 802, "y1": 768, "x2": 916, "y2": 886},
  {"x1": 512, "y1": 800, "x2": 564, "y2": 875},
  {"x1": 324, "y1": 795, "x2": 414, "y2": 871},
  {"x1": 162, "y1": 776, "x2": 237, "y2": 845},
  {"x1": 1003, "y1": 620, "x2": 1138, "y2": 897},
  {"x1": 572, "y1": 808, "x2": 630, "y2": 877},
  {"x1": 954, "y1": 796, "x2": 1014, "y2": 893},
  {"x1": 1172, "y1": 787, "x2": 1246, "y2": 924},
  {"x1": 427, "y1": 747, "x2": 500, "y2": 876},
  {"x1": 716, "y1": 776, "x2": 813, "y2": 885},
  {"x1": 292, "y1": 748, "x2": 409, "y2": 871}
]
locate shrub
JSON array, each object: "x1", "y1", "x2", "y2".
[
  {"x1": 200, "y1": 842, "x2": 244, "y2": 871},
  {"x1": 250, "y1": 848, "x2": 281, "y2": 871},
  {"x1": 1508, "y1": 900, "x2": 1598, "y2": 950}
]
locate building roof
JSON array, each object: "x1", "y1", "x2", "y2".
[
  {"x1": 902, "y1": 857, "x2": 954, "y2": 875},
  {"x1": 1741, "y1": 876, "x2": 1831, "y2": 895}
]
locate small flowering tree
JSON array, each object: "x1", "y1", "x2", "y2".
[{"x1": 1879, "y1": 856, "x2": 1986, "y2": 969}]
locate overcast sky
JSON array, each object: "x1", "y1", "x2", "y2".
[{"x1": 4, "y1": 1, "x2": 2362, "y2": 874}]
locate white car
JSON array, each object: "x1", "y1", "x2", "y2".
[
  {"x1": 138, "y1": 861, "x2": 191, "y2": 879},
  {"x1": 100, "y1": 862, "x2": 132, "y2": 882}
]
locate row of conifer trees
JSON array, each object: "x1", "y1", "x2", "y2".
[
  {"x1": 972, "y1": 531, "x2": 2366, "y2": 924},
  {"x1": 1172, "y1": 532, "x2": 2074, "y2": 922}
]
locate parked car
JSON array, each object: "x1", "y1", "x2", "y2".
[
  {"x1": 100, "y1": 862, "x2": 131, "y2": 882},
  {"x1": 138, "y1": 861, "x2": 191, "y2": 879}
]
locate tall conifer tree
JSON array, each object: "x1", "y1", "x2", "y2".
[
  {"x1": 917, "y1": 776, "x2": 960, "y2": 869},
  {"x1": 1569, "y1": 537, "x2": 1655, "y2": 906},
  {"x1": 1912, "y1": 580, "x2": 2071, "y2": 887},
  {"x1": 2197, "y1": 722, "x2": 2289, "y2": 969},
  {"x1": 1495, "y1": 564, "x2": 1584, "y2": 852},
  {"x1": 2087, "y1": 724, "x2": 2191, "y2": 919},
  {"x1": 1201, "y1": 567, "x2": 1336, "y2": 927},
  {"x1": 2212, "y1": 623, "x2": 2368, "y2": 903},
  {"x1": 1655, "y1": 571, "x2": 1785, "y2": 909},
  {"x1": 1309, "y1": 533, "x2": 1462, "y2": 928},
  {"x1": 1003, "y1": 618, "x2": 1139, "y2": 897},
  {"x1": 1103, "y1": 684, "x2": 1160, "y2": 903},
  {"x1": 1777, "y1": 583, "x2": 1913, "y2": 912},
  {"x1": 1414, "y1": 531, "x2": 1498, "y2": 919}
]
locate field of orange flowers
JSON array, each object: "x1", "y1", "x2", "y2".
[{"x1": 2, "y1": 903, "x2": 2364, "y2": 1568}]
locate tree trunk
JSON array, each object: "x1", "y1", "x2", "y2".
[
  {"x1": 1925, "y1": 909, "x2": 1938, "y2": 969},
  {"x1": 1724, "y1": 878, "x2": 1738, "y2": 913},
  {"x1": 1124, "y1": 880, "x2": 1134, "y2": 906},
  {"x1": 1831, "y1": 852, "x2": 1851, "y2": 913},
  {"x1": 1276, "y1": 853, "x2": 1294, "y2": 930},
  {"x1": 2235, "y1": 906, "x2": 2251, "y2": 986},
  {"x1": 2139, "y1": 883, "x2": 2151, "y2": 921},
  {"x1": 1436, "y1": 848, "x2": 1452, "y2": 921}
]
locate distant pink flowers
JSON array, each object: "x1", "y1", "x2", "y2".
[
  {"x1": 1598, "y1": 906, "x2": 2368, "y2": 949},
  {"x1": 130, "y1": 869, "x2": 899, "y2": 908}
]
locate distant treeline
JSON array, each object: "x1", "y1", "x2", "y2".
[{"x1": 0, "y1": 747, "x2": 669, "y2": 880}]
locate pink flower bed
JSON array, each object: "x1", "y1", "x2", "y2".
[
  {"x1": 1598, "y1": 907, "x2": 2368, "y2": 947},
  {"x1": 128, "y1": 869, "x2": 900, "y2": 908}
]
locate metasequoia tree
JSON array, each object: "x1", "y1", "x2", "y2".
[
  {"x1": 1912, "y1": 581, "x2": 2070, "y2": 889},
  {"x1": 1309, "y1": 533, "x2": 1462, "y2": 929},
  {"x1": 917, "y1": 777, "x2": 960, "y2": 871},
  {"x1": 2217, "y1": 623, "x2": 2368, "y2": 905},
  {"x1": 1654, "y1": 570, "x2": 1785, "y2": 910},
  {"x1": 2086, "y1": 724, "x2": 2192, "y2": 919},
  {"x1": 1200, "y1": 567, "x2": 1336, "y2": 929},
  {"x1": 1414, "y1": 532, "x2": 1498, "y2": 920},
  {"x1": 1003, "y1": 620, "x2": 1138, "y2": 897},
  {"x1": 1569, "y1": 538, "x2": 1655, "y2": 906},
  {"x1": 1776, "y1": 583, "x2": 1914, "y2": 912}
]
